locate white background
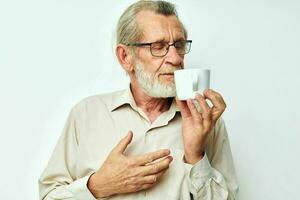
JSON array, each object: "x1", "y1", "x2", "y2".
[{"x1": 0, "y1": 0, "x2": 299, "y2": 199}]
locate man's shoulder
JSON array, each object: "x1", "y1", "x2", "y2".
[{"x1": 70, "y1": 89, "x2": 126, "y2": 114}]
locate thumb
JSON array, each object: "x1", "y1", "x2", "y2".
[{"x1": 112, "y1": 131, "x2": 133, "y2": 154}]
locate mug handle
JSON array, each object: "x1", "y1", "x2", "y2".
[{"x1": 192, "y1": 73, "x2": 198, "y2": 92}]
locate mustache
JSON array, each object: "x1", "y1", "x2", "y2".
[{"x1": 158, "y1": 66, "x2": 182, "y2": 74}]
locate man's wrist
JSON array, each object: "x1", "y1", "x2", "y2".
[
  {"x1": 183, "y1": 151, "x2": 205, "y2": 165},
  {"x1": 87, "y1": 173, "x2": 111, "y2": 198},
  {"x1": 87, "y1": 173, "x2": 98, "y2": 197}
]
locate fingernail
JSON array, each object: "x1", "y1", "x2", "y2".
[
  {"x1": 126, "y1": 131, "x2": 132, "y2": 137},
  {"x1": 196, "y1": 93, "x2": 203, "y2": 97}
]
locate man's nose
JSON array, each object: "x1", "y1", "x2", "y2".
[{"x1": 164, "y1": 46, "x2": 183, "y2": 66}]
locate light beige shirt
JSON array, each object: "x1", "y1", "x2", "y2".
[{"x1": 39, "y1": 86, "x2": 239, "y2": 200}]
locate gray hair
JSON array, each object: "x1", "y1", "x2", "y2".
[{"x1": 116, "y1": 0, "x2": 188, "y2": 45}]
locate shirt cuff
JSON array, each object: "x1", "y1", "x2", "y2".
[
  {"x1": 183, "y1": 153, "x2": 214, "y2": 193},
  {"x1": 67, "y1": 172, "x2": 100, "y2": 200}
]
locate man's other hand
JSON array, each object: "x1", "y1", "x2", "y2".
[{"x1": 87, "y1": 131, "x2": 173, "y2": 198}]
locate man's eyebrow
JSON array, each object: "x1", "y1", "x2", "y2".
[
  {"x1": 148, "y1": 36, "x2": 186, "y2": 43},
  {"x1": 152, "y1": 38, "x2": 167, "y2": 43},
  {"x1": 175, "y1": 37, "x2": 186, "y2": 41}
]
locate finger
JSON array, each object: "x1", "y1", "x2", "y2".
[
  {"x1": 175, "y1": 98, "x2": 191, "y2": 118},
  {"x1": 195, "y1": 93, "x2": 211, "y2": 113},
  {"x1": 186, "y1": 99, "x2": 203, "y2": 124},
  {"x1": 203, "y1": 89, "x2": 226, "y2": 110},
  {"x1": 196, "y1": 93, "x2": 213, "y2": 128},
  {"x1": 140, "y1": 170, "x2": 167, "y2": 184},
  {"x1": 112, "y1": 131, "x2": 133, "y2": 154},
  {"x1": 203, "y1": 89, "x2": 226, "y2": 120},
  {"x1": 140, "y1": 156, "x2": 173, "y2": 176},
  {"x1": 133, "y1": 149, "x2": 171, "y2": 166}
]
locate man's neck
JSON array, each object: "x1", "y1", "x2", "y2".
[{"x1": 130, "y1": 83, "x2": 173, "y2": 123}]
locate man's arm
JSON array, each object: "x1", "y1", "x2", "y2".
[
  {"x1": 38, "y1": 109, "x2": 99, "y2": 200},
  {"x1": 176, "y1": 89, "x2": 239, "y2": 200},
  {"x1": 183, "y1": 118, "x2": 239, "y2": 200},
  {"x1": 39, "y1": 108, "x2": 173, "y2": 200}
]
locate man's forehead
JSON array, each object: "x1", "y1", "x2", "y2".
[{"x1": 136, "y1": 10, "x2": 185, "y2": 41}]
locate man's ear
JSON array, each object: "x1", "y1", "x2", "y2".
[{"x1": 115, "y1": 44, "x2": 134, "y2": 72}]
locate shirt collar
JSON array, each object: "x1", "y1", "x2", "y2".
[
  {"x1": 108, "y1": 84, "x2": 180, "y2": 113},
  {"x1": 108, "y1": 84, "x2": 138, "y2": 112}
]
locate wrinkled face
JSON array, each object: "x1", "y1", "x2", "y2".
[{"x1": 133, "y1": 11, "x2": 186, "y2": 97}]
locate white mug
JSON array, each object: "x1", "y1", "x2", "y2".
[{"x1": 174, "y1": 68, "x2": 210, "y2": 100}]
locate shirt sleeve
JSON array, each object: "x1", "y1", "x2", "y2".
[
  {"x1": 38, "y1": 108, "x2": 103, "y2": 200},
  {"x1": 183, "y1": 118, "x2": 239, "y2": 200}
]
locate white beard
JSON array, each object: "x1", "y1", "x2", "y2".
[{"x1": 135, "y1": 61, "x2": 177, "y2": 98}]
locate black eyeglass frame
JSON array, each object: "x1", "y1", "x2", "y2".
[{"x1": 124, "y1": 40, "x2": 192, "y2": 57}]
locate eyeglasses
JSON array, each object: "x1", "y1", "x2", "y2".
[{"x1": 124, "y1": 40, "x2": 192, "y2": 57}]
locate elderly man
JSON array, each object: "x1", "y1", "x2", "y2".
[{"x1": 39, "y1": 1, "x2": 238, "y2": 199}]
